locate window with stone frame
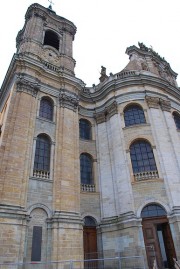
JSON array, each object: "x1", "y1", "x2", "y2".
[
  {"x1": 39, "y1": 97, "x2": 53, "y2": 121},
  {"x1": 44, "y1": 30, "x2": 59, "y2": 50},
  {"x1": 34, "y1": 134, "x2": 51, "y2": 172},
  {"x1": 79, "y1": 119, "x2": 92, "y2": 140},
  {"x1": 173, "y1": 112, "x2": 180, "y2": 129},
  {"x1": 80, "y1": 153, "x2": 93, "y2": 184},
  {"x1": 130, "y1": 140, "x2": 157, "y2": 173},
  {"x1": 124, "y1": 104, "x2": 146, "y2": 127}
]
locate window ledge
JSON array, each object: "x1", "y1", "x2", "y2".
[
  {"x1": 123, "y1": 123, "x2": 150, "y2": 130},
  {"x1": 37, "y1": 116, "x2": 55, "y2": 124},
  {"x1": 29, "y1": 176, "x2": 52, "y2": 183},
  {"x1": 132, "y1": 178, "x2": 163, "y2": 185},
  {"x1": 79, "y1": 138, "x2": 95, "y2": 142}
]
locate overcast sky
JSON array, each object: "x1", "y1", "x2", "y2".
[{"x1": 0, "y1": 0, "x2": 180, "y2": 87}]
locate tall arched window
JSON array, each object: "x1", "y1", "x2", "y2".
[
  {"x1": 130, "y1": 140, "x2": 157, "y2": 173},
  {"x1": 34, "y1": 134, "x2": 51, "y2": 172},
  {"x1": 173, "y1": 112, "x2": 180, "y2": 129},
  {"x1": 79, "y1": 119, "x2": 91, "y2": 140},
  {"x1": 44, "y1": 30, "x2": 59, "y2": 50},
  {"x1": 124, "y1": 104, "x2": 146, "y2": 127},
  {"x1": 39, "y1": 97, "x2": 53, "y2": 121},
  {"x1": 80, "y1": 153, "x2": 93, "y2": 184}
]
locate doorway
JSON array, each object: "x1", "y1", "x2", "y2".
[
  {"x1": 83, "y1": 216, "x2": 98, "y2": 268},
  {"x1": 141, "y1": 204, "x2": 176, "y2": 269}
]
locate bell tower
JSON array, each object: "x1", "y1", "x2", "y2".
[
  {"x1": 0, "y1": 3, "x2": 84, "y2": 263},
  {"x1": 16, "y1": 3, "x2": 77, "y2": 75}
]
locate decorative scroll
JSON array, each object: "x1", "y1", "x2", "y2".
[
  {"x1": 16, "y1": 77, "x2": 40, "y2": 97},
  {"x1": 59, "y1": 89, "x2": 79, "y2": 111}
]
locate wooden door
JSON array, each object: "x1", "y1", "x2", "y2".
[
  {"x1": 162, "y1": 223, "x2": 176, "y2": 268},
  {"x1": 142, "y1": 217, "x2": 176, "y2": 269},
  {"x1": 83, "y1": 227, "x2": 97, "y2": 259},
  {"x1": 142, "y1": 218, "x2": 163, "y2": 269}
]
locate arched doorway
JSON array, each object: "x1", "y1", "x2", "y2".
[
  {"x1": 83, "y1": 216, "x2": 98, "y2": 260},
  {"x1": 141, "y1": 204, "x2": 176, "y2": 269}
]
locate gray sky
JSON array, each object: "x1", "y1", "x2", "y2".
[{"x1": 0, "y1": 0, "x2": 180, "y2": 87}]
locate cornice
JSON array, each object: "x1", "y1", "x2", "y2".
[{"x1": 80, "y1": 73, "x2": 180, "y2": 104}]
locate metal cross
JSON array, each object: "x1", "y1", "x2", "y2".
[{"x1": 48, "y1": 0, "x2": 54, "y2": 8}]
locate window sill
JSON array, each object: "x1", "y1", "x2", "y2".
[
  {"x1": 79, "y1": 138, "x2": 95, "y2": 142},
  {"x1": 37, "y1": 116, "x2": 55, "y2": 124},
  {"x1": 29, "y1": 176, "x2": 52, "y2": 183},
  {"x1": 132, "y1": 178, "x2": 163, "y2": 185},
  {"x1": 123, "y1": 123, "x2": 150, "y2": 130}
]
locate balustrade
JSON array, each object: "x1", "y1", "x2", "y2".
[
  {"x1": 33, "y1": 169, "x2": 50, "y2": 179},
  {"x1": 81, "y1": 184, "x2": 95, "y2": 192},
  {"x1": 134, "y1": 170, "x2": 159, "y2": 181}
]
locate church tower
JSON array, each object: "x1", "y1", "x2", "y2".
[{"x1": 0, "y1": 3, "x2": 84, "y2": 262}]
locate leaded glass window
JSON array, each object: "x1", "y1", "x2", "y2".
[
  {"x1": 124, "y1": 105, "x2": 146, "y2": 127},
  {"x1": 34, "y1": 135, "x2": 51, "y2": 171},
  {"x1": 79, "y1": 119, "x2": 91, "y2": 140},
  {"x1": 173, "y1": 112, "x2": 180, "y2": 129},
  {"x1": 141, "y1": 204, "x2": 166, "y2": 218},
  {"x1": 39, "y1": 98, "x2": 53, "y2": 121},
  {"x1": 130, "y1": 140, "x2": 157, "y2": 173},
  {"x1": 80, "y1": 153, "x2": 93, "y2": 184}
]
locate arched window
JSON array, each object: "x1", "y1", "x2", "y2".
[
  {"x1": 34, "y1": 134, "x2": 51, "y2": 172},
  {"x1": 79, "y1": 119, "x2": 91, "y2": 140},
  {"x1": 124, "y1": 104, "x2": 146, "y2": 127},
  {"x1": 80, "y1": 153, "x2": 93, "y2": 184},
  {"x1": 44, "y1": 30, "x2": 59, "y2": 50},
  {"x1": 39, "y1": 97, "x2": 53, "y2": 121},
  {"x1": 173, "y1": 112, "x2": 180, "y2": 129},
  {"x1": 141, "y1": 204, "x2": 166, "y2": 218},
  {"x1": 130, "y1": 140, "x2": 157, "y2": 173},
  {"x1": 84, "y1": 216, "x2": 96, "y2": 227}
]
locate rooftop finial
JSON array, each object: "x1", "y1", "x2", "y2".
[{"x1": 48, "y1": 0, "x2": 54, "y2": 10}]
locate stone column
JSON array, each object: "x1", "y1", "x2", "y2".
[
  {"x1": 94, "y1": 109, "x2": 116, "y2": 218},
  {"x1": 106, "y1": 102, "x2": 135, "y2": 215},
  {"x1": 51, "y1": 90, "x2": 83, "y2": 261}
]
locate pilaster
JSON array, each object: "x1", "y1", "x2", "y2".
[
  {"x1": 0, "y1": 76, "x2": 38, "y2": 207},
  {"x1": 53, "y1": 90, "x2": 80, "y2": 213},
  {"x1": 146, "y1": 96, "x2": 180, "y2": 207}
]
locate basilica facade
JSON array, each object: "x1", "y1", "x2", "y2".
[{"x1": 0, "y1": 3, "x2": 180, "y2": 269}]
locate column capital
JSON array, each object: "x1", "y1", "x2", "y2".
[
  {"x1": 160, "y1": 99, "x2": 171, "y2": 112},
  {"x1": 16, "y1": 76, "x2": 40, "y2": 97},
  {"x1": 145, "y1": 96, "x2": 159, "y2": 109}
]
